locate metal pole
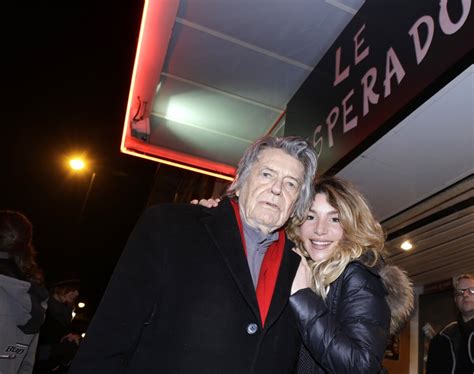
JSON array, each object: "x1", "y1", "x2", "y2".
[{"x1": 78, "y1": 172, "x2": 96, "y2": 224}]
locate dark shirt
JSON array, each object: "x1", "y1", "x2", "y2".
[
  {"x1": 456, "y1": 315, "x2": 474, "y2": 374},
  {"x1": 426, "y1": 314, "x2": 474, "y2": 374}
]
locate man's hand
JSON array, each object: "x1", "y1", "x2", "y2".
[
  {"x1": 190, "y1": 198, "x2": 221, "y2": 208},
  {"x1": 291, "y1": 248, "x2": 312, "y2": 295}
]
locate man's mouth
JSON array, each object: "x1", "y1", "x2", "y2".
[{"x1": 263, "y1": 201, "x2": 279, "y2": 209}]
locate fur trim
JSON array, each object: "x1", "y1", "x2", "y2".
[{"x1": 379, "y1": 265, "x2": 415, "y2": 335}]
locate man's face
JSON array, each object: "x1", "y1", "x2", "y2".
[
  {"x1": 236, "y1": 148, "x2": 304, "y2": 234},
  {"x1": 63, "y1": 290, "x2": 79, "y2": 307},
  {"x1": 454, "y1": 277, "x2": 474, "y2": 321}
]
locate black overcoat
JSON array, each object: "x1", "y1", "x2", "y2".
[{"x1": 69, "y1": 198, "x2": 301, "y2": 374}]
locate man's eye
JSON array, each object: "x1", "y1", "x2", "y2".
[
  {"x1": 262, "y1": 172, "x2": 272, "y2": 178},
  {"x1": 286, "y1": 181, "x2": 296, "y2": 189}
]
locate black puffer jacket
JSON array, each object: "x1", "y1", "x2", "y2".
[{"x1": 289, "y1": 260, "x2": 414, "y2": 374}]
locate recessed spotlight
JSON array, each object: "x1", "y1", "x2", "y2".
[{"x1": 401, "y1": 241, "x2": 413, "y2": 251}]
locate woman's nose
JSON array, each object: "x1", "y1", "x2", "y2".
[{"x1": 314, "y1": 220, "x2": 327, "y2": 235}]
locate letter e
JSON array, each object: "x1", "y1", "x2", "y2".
[
  {"x1": 342, "y1": 89, "x2": 358, "y2": 133},
  {"x1": 354, "y1": 24, "x2": 369, "y2": 65}
]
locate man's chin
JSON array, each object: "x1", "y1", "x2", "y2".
[{"x1": 256, "y1": 218, "x2": 285, "y2": 232}]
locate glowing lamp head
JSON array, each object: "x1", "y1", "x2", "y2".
[{"x1": 69, "y1": 158, "x2": 85, "y2": 171}]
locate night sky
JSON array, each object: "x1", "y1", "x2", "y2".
[{"x1": 2, "y1": 2, "x2": 158, "y2": 317}]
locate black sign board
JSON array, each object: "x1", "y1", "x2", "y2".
[{"x1": 286, "y1": 0, "x2": 473, "y2": 174}]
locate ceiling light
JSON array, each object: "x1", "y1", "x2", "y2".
[{"x1": 401, "y1": 241, "x2": 413, "y2": 251}]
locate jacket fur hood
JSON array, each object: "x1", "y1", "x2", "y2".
[{"x1": 379, "y1": 264, "x2": 415, "y2": 335}]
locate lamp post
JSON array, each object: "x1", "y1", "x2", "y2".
[
  {"x1": 69, "y1": 157, "x2": 96, "y2": 224},
  {"x1": 78, "y1": 171, "x2": 96, "y2": 224}
]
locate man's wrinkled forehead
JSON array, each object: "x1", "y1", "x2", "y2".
[{"x1": 252, "y1": 148, "x2": 304, "y2": 180}]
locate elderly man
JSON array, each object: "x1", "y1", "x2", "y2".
[
  {"x1": 69, "y1": 136, "x2": 317, "y2": 374},
  {"x1": 426, "y1": 273, "x2": 474, "y2": 374}
]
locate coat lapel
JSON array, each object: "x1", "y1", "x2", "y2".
[{"x1": 201, "y1": 199, "x2": 261, "y2": 323}]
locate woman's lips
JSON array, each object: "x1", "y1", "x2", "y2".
[{"x1": 309, "y1": 240, "x2": 332, "y2": 249}]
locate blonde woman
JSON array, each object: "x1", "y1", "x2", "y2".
[{"x1": 288, "y1": 176, "x2": 414, "y2": 373}]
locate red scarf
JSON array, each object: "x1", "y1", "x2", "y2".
[{"x1": 231, "y1": 200, "x2": 285, "y2": 326}]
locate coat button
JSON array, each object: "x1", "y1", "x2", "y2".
[{"x1": 246, "y1": 323, "x2": 258, "y2": 334}]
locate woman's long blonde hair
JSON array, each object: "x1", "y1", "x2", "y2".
[{"x1": 287, "y1": 176, "x2": 386, "y2": 299}]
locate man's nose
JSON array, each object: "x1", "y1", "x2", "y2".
[{"x1": 271, "y1": 179, "x2": 283, "y2": 195}]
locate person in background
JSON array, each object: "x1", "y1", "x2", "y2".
[
  {"x1": 426, "y1": 273, "x2": 474, "y2": 374},
  {"x1": 0, "y1": 210, "x2": 48, "y2": 374},
  {"x1": 69, "y1": 136, "x2": 317, "y2": 374},
  {"x1": 288, "y1": 176, "x2": 414, "y2": 373},
  {"x1": 34, "y1": 279, "x2": 81, "y2": 374}
]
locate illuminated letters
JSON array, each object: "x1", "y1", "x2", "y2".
[
  {"x1": 409, "y1": 16, "x2": 435, "y2": 65},
  {"x1": 384, "y1": 48, "x2": 406, "y2": 98},
  {"x1": 439, "y1": 0, "x2": 471, "y2": 34}
]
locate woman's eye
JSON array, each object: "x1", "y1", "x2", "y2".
[
  {"x1": 286, "y1": 181, "x2": 296, "y2": 189},
  {"x1": 306, "y1": 215, "x2": 315, "y2": 221},
  {"x1": 331, "y1": 217, "x2": 340, "y2": 223},
  {"x1": 262, "y1": 172, "x2": 272, "y2": 178}
]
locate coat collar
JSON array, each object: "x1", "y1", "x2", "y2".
[{"x1": 200, "y1": 198, "x2": 300, "y2": 327}]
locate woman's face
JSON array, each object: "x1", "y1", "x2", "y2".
[{"x1": 298, "y1": 193, "x2": 344, "y2": 262}]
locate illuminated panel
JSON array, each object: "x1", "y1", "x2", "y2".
[
  {"x1": 122, "y1": 148, "x2": 235, "y2": 181},
  {"x1": 122, "y1": 135, "x2": 236, "y2": 180},
  {"x1": 120, "y1": 0, "x2": 236, "y2": 181}
]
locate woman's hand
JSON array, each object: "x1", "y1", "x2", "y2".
[
  {"x1": 291, "y1": 248, "x2": 312, "y2": 295},
  {"x1": 190, "y1": 198, "x2": 221, "y2": 208}
]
